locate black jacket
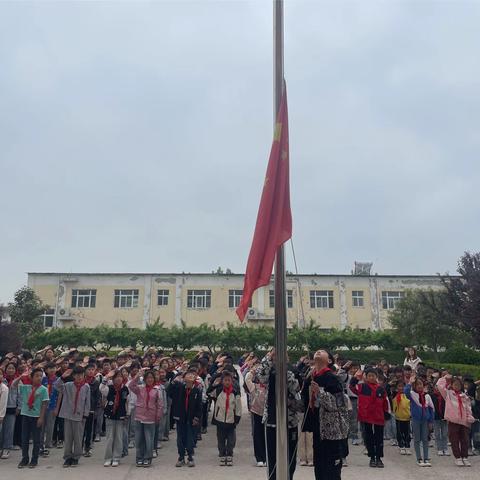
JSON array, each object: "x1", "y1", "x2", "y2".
[
  {"x1": 168, "y1": 382, "x2": 202, "y2": 424},
  {"x1": 104, "y1": 385, "x2": 129, "y2": 420}
]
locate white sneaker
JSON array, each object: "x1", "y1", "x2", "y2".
[
  {"x1": 455, "y1": 458, "x2": 464, "y2": 467},
  {"x1": 437, "y1": 450, "x2": 444, "y2": 456},
  {"x1": 342, "y1": 458, "x2": 348, "y2": 467},
  {"x1": 104, "y1": 460, "x2": 112, "y2": 467},
  {"x1": 405, "y1": 449, "x2": 413, "y2": 455},
  {"x1": 444, "y1": 450, "x2": 450, "y2": 456},
  {"x1": 390, "y1": 440, "x2": 398, "y2": 446},
  {"x1": 352, "y1": 439, "x2": 360, "y2": 446},
  {"x1": 1, "y1": 450, "x2": 9, "y2": 459},
  {"x1": 462, "y1": 458, "x2": 471, "y2": 467},
  {"x1": 400, "y1": 448, "x2": 406, "y2": 455},
  {"x1": 112, "y1": 460, "x2": 119, "y2": 467},
  {"x1": 417, "y1": 460, "x2": 425, "y2": 467},
  {"x1": 256, "y1": 461, "x2": 264, "y2": 467},
  {"x1": 423, "y1": 460, "x2": 432, "y2": 467}
]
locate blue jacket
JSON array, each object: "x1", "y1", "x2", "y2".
[
  {"x1": 42, "y1": 376, "x2": 59, "y2": 411},
  {"x1": 404, "y1": 384, "x2": 434, "y2": 422}
]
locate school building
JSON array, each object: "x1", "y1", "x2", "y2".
[{"x1": 27, "y1": 271, "x2": 444, "y2": 331}]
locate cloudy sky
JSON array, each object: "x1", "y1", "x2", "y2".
[{"x1": 1, "y1": 0, "x2": 479, "y2": 302}]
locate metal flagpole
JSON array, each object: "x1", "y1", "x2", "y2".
[{"x1": 273, "y1": 2, "x2": 288, "y2": 480}]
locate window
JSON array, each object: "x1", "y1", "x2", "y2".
[
  {"x1": 71, "y1": 289, "x2": 96, "y2": 308},
  {"x1": 269, "y1": 289, "x2": 294, "y2": 308},
  {"x1": 114, "y1": 289, "x2": 139, "y2": 308},
  {"x1": 187, "y1": 290, "x2": 211, "y2": 309},
  {"x1": 310, "y1": 290, "x2": 334, "y2": 309},
  {"x1": 228, "y1": 290, "x2": 242, "y2": 309},
  {"x1": 382, "y1": 291, "x2": 404, "y2": 309},
  {"x1": 157, "y1": 289, "x2": 169, "y2": 306},
  {"x1": 352, "y1": 290, "x2": 364, "y2": 307},
  {"x1": 228, "y1": 290, "x2": 252, "y2": 309},
  {"x1": 41, "y1": 309, "x2": 55, "y2": 328}
]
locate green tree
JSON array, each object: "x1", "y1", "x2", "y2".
[
  {"x1": 442, "y1": 251, "x2": 480, "y2": 346},
  {"x1": 8, "y1": 286, "x2": 46, "y2": 339},
  {"x1": 389, "y1": 289, "x2": 461, "y2": 360}
]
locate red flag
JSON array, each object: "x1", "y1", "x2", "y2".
[{"x1": 236, "y1": 83, "x2": 292, "y2": 321}]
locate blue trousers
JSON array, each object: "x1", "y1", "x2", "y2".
[{"x1": 176, "y1": 420, "x2": 195, "y2": 459}]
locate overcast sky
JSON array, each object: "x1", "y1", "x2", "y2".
[{"x1": 1, "y1": 0, "x2": 479, "y2": 302}]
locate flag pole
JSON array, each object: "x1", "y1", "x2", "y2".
[{"x1": 273, "y1": 2, "x2": 288, "y2": 480}]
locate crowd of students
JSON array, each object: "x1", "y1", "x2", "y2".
[{"x1": 0, "y1": 345, "x2": 479, "y2": 479}]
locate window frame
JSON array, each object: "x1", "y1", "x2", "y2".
[
  {"x1": 40, "y1": 308, "x2": 55, "y2": 328},
  {"x1": 71, "y1": 289, "x2": 97, "y2": 308},
  {"x1": 157, "y1": 289, "x2": 169, "y2": 306},
  {"x1": 187, "y1": 290, "x2": 212, "y2": 309},
  {"x1": 269, "y1": 289, "x2": 294, "y2": 309},
  {"x1": 352, "y1": 290, "x2": 364, "y2": 308},
  {"x1": 113, "y1": 289, "x2": 139, "y2": 308},
  {"x1": 381, "y1": 291, "x2": 404, "y2": 310},
  {"x1": 310, "y1": 290, "x2": 334, "y2": 309}
]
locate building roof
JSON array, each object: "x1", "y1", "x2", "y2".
[{"x1": 27, "y1": 271, "x2": 454, "y2": 279}]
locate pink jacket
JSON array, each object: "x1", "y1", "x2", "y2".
[
  {"x1": 436, "y1": 377, "x2": 475, "y2": 427},
  {"x1": 128, "y1": 379, "x2": 163, "y2": 424}
]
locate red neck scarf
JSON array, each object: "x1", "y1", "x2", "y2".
[
  {"x1": 224, "y1": 385, "x2": 234, "y2": 416},
  {"x1": 454, "y1": 391, "x2": 464, "y2": 418},
  {"x1": 145, "y1": 385, "x2": 154, "y2": 410},
  {"x1": 73, "y1": 380, "x2": 85, "y2": 414},
  {"x1": 112, "y1": 385, "x2": 122, "y2": 414},
  {"x1": 185, "y1": 387, "x2": 191, "y2": 412},
  {"x1": 417, "y1": 391, "x2": 426, "y2": 415},
  {"x1": 47, "y1": 374, "x2": 57, "y2": 396},
  {"x1": 395, "y1": 391, "x2": 403, "y2": 406},
  {"x1": 28, "y1": 383, "x2": 41, "y2": 409},
  {"x1": 6, "y1": 374, "x2": 17, "y2": 387}
]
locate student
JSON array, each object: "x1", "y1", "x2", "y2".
[
  {"x1": 83, "y1": 363, "x2": 100, "y2": 457},
  {"x1": 40, "y1": 362, "x2": 58, "y2": 457},
  {"x1": 392, "y1": 379, "x2": 412, "y2": 455},
  {"x1": 404, "y1": 375, "x2": 434, "y2": 467},
  {"x1": 404, "y1": 347, "x2": 422, "y2": 372},
  {"x1": 95, "y1": 359, "x2": 111, "y2": 440},
  {"x1": 100, "y1": 370, "x2": 129, "y2": 467},
  {"x1": 431, "y1": 375, "x2": 449, "y2": 456},
  {"x1": 208, "y1": 371, "x2": 242, "y2": 466},
  {"x1": 245, "y1": 368, "x2": 267, "y2": 466},
  {"x1": 349, "y1": 367, "x2": 388, "y2": 468},
  {"x1": 128, "y1": 369, "x2": 163, "y2": 468},
  {"x1": 169, "y1": 369, "x2": 202, "y2": 468},
  {"x1": 13, "y1": 368, "x2": 49, "y2": 468},
  {"x1": 0, "y1": 368, "x2": 8, "y2": 457},
  {"x1": 1, "y1": 363, "x2": 18, "y2": 459},
  {"x1": 153, "y1": 368, "x2": 168, "y2": 457},
  {"x1": 55, "y1": 366, "x2": 91, "y2": 467},
  {"x1": 437, "y1": 374, "x2": 475, "y2": 467}
]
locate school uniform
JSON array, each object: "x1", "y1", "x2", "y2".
[
  {"x1": 18, "y1": 382, "x2": 50, "y2": 465},
  {"x1": 392, "y1": 392, "x2": 411, "y2": 448},
  {"x1": 404, "y1": 384, "x2": 434, "y2": 462},
  {"x1": 208, "y1": 383, "x2": 242, "y2": 459},
  {"x1": 55, "y1": 378, "x2": 91, "y2": 462},
  {"x1": 100, "y1": 382, "x2": 129, "y2": 463},
  {"x1": 168, "y1": 381, "x2": 202, "y2": 461},
  {"x1": 349, "y1": 378, "x2": 388, "y2": 462}
]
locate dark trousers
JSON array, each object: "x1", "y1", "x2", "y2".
[
  {"x1": 176, "y1": 420, "x2": 195, "y2": 459},
  {"x1": 83, "y1": 412, "x2": 95, "y2": 451},
  {"x1": 396, "y1": 420, "x2": 411, "y2": 448},
  {"x1": 216, "y1": 423, "x2": 236, "y2": 457},
  {"x1": 14, "y1": 413, "x2": 23, "y2": 447},
  {"x1": 202, "y1": 402, "x2": 209, "y2": 429},
  {"x1": 21, "y1": 416, "x2": 41, "y2": 464},
  {"x1": 312, "y1": 430, "x2": 343, "y2": 480},
  {"x1": 448, "y1": 422, "x2": 470, "y2": 459},
  {"x1": 363, "y1": 423, "x2": 384, "y2": 459},
  {"x1": 252, "y1": 413, "x2": 267, "y2": 463},
  {"x1": 266, "y1": 426, "x2": 297, "y2": 480},
  {"x1": 53, "y1": 416, "x2": 64, "y2": 443}
]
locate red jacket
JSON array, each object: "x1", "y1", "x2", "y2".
[{"x1": 349, "y1": 379, "x2": 388, "y2": 425}]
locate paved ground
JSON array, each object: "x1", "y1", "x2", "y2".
[{"x1": 1, "y1": 391, "x2": 478, "y2": 479}]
